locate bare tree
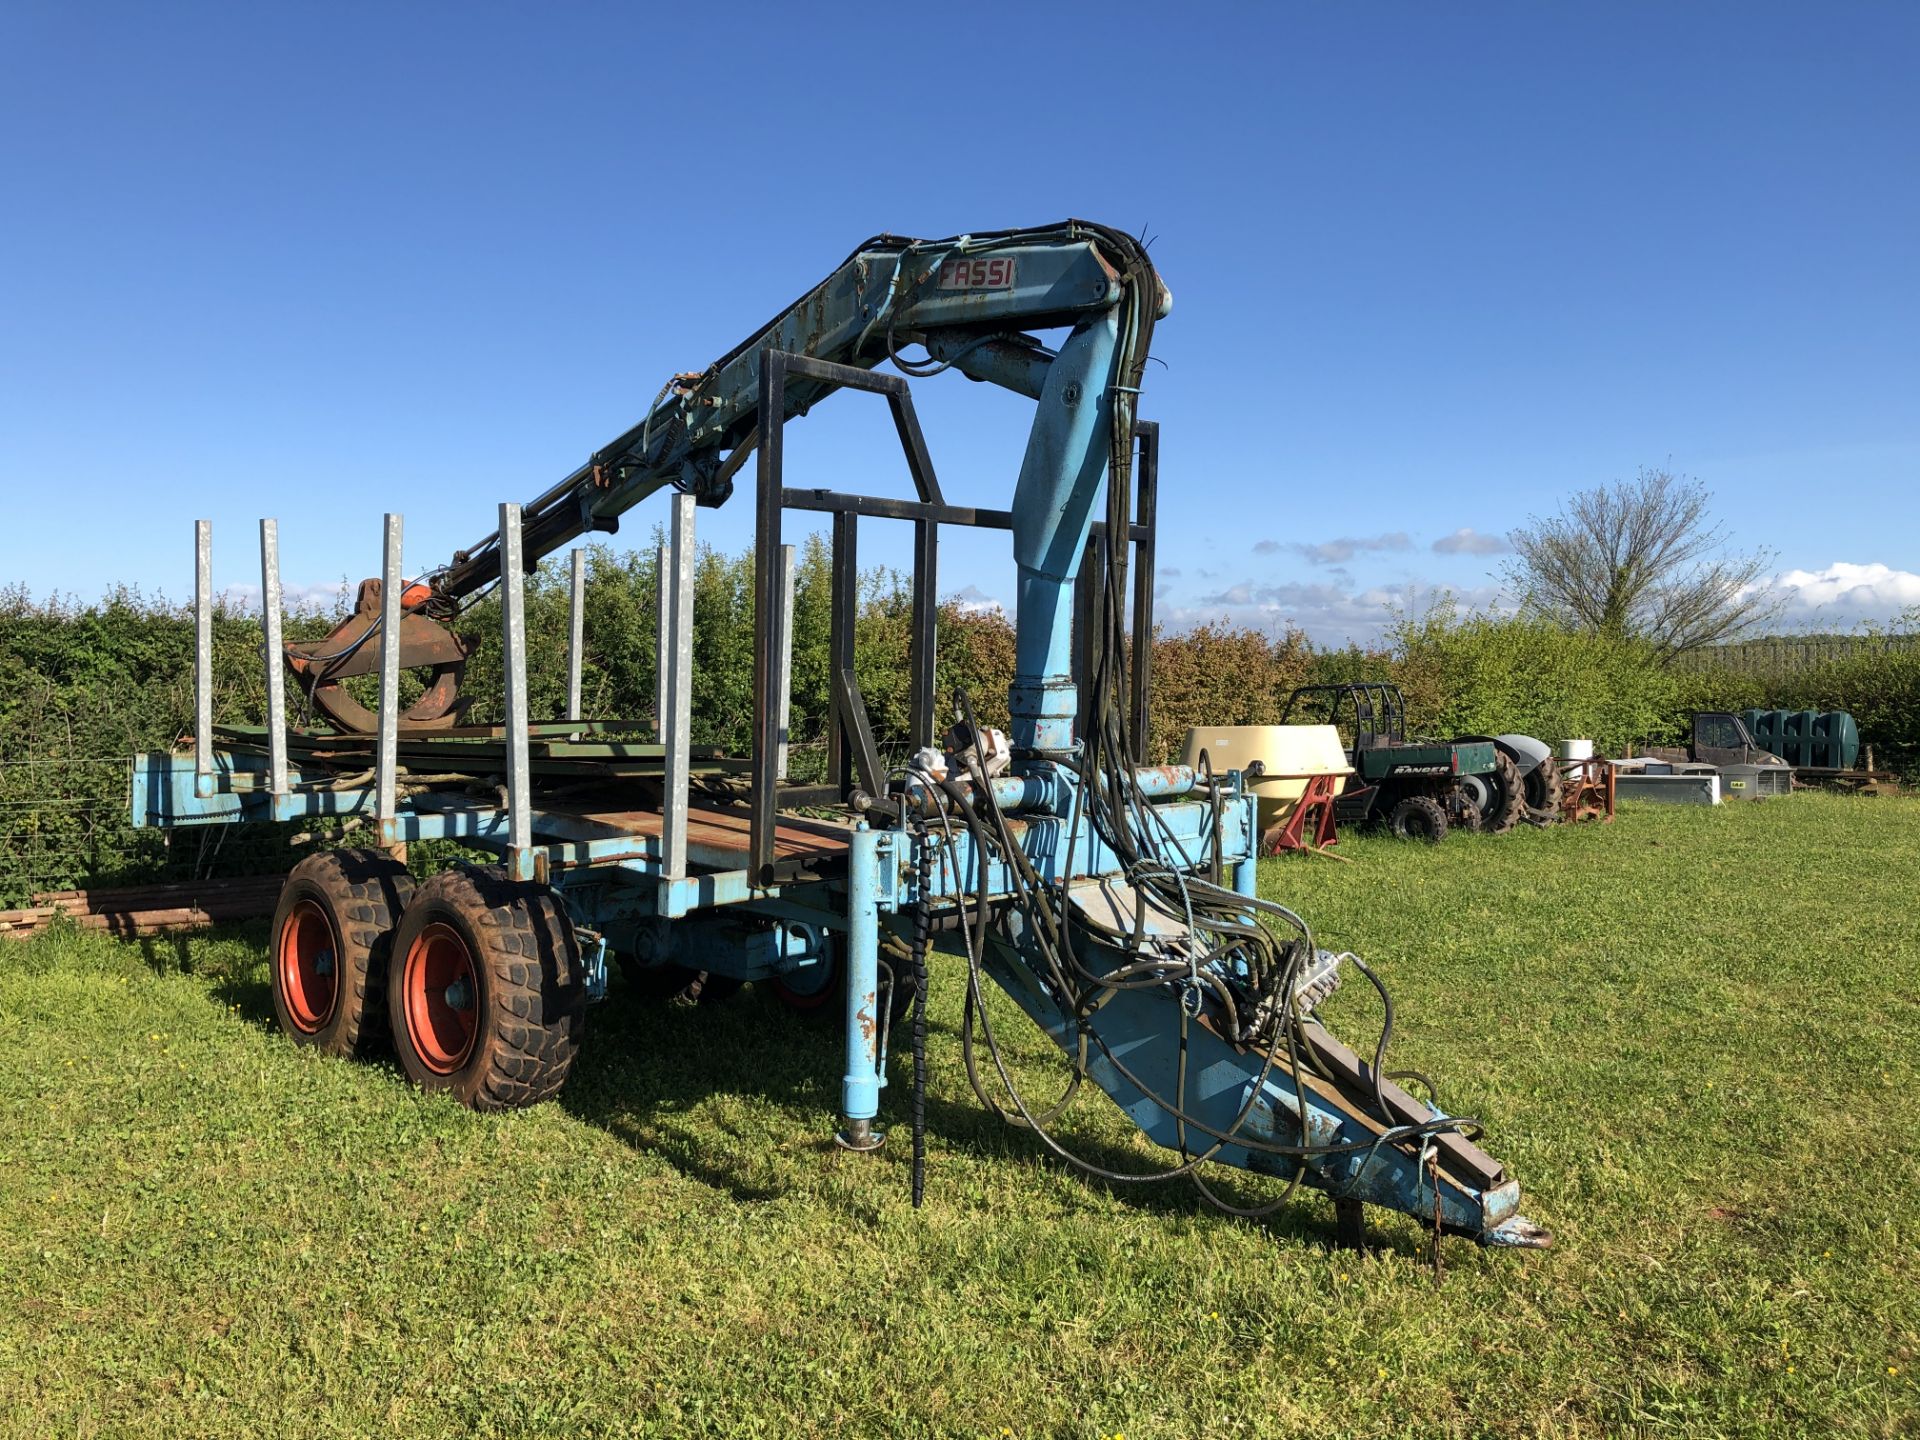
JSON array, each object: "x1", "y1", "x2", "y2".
[{"x1": 1504, "y1": 468, "x2": 1782, "y2": 659}]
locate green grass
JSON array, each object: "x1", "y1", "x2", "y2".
[{"x1": 3, "y1": 793, "x2": 1918, "y2": 1438}]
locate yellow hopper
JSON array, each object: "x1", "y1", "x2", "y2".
[{"x1": 1179, "y1": 725, "x2": 1354, "y2": 839}]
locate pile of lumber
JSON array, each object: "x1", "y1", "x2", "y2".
[{"x1": 0, "y1": 875, "x2": 285, "y2": 940}]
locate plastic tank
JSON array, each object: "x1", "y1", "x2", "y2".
[{"x1": 1739, "y1": 709, "x2": 1859, "y2": 771}]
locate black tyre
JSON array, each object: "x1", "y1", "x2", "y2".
[
  {"x1": 386, "y1": 866, "x2": 586, "y2": 1111},
  {"x1": 1387, "y1": 794, "x2": 1449, "y2": 843},
  {"x1": 269, "y1": 849, "x2": 413, "y2": 1057},
  {"x1": 1523, "y1": 756, "x2": 1565, "y2": 826},
  {"x1": 1457, "y1": 752, "x2": 1526, "y2": 835}
]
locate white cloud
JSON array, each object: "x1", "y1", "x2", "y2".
[
  {"x1": 946, "y1": 584, "x2": 1006, "y2": 619},
  {"x1": 1289, "y1": 533, "x2": 1413, "y2": 566},
  {"x1": 1432, "y1": 527, "x2": 1510, "y2": 556},
  {"x1": 1764, "y1": 561, "x2": 1920, "y2": 623},
  {"x1": 1179, "y1": 578, "x2": 1508, "y2": 646},
  {"x1": 218, "y1": 580, "x2": 353, "y2": 616}
]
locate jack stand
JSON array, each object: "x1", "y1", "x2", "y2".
[
  {"x1": 834, "y1": 1119, "x2": 886, "y2": 1153},
  {"x1": 1333, "y1": 1196, "x2": 1368, "y2": 1251}
]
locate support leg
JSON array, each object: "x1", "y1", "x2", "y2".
[
  {"x1": 836, "y1": 824, "x2": 885, "y2": 1152},
  {"x1": 1333, "y1": 1196, "x2": 1368, "y2": 1250},
  {"x1": 1234, "y1": 793, "x2": 1260, "y2": 900}
]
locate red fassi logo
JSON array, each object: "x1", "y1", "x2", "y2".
[{"x1": 938, "y1": 257, "x2": 1017, "y2": 290}]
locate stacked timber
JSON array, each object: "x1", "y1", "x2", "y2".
[{"x1": 0, "y1": 876, "x2": 285, "y2": 940}]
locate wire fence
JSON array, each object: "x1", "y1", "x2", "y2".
[{"x1": 0, "y1": 755, "x2": 308, "y2": 909}]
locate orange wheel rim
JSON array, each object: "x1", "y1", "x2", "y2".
[
  {"x1": 277, "y1": 899, "x2": 339, "y2": 1033},
  {"x1": 403, "y1": 922, "x2": 479, "y2": 1074}
]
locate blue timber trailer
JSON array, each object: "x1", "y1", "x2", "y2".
[{"x1": 133, "y1": 223, "x2": 1548, "y2": 1253}]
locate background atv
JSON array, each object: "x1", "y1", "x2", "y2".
[{"x1": 1278, "y1": 683, "x2": 1525, "y2": 841}]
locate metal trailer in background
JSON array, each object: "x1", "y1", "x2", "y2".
[{"x1": 132, "y1": 224, "x2": 1547, "y2": 1254}]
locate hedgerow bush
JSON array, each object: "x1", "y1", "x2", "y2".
[{"x1": 5, "y1": 561, "x2": 1914, "y2": 904}]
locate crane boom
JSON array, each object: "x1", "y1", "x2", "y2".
[
  {"x1": 435, "y1": 221, "x2": 1169, "y2": 605},
  {"x1": 292, "y1": 220, "x2": 1168, "y2": 748}
]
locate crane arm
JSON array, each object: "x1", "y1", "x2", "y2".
[{"x1": 435, "y1": 221, "x2": 1169, "y2": 605}]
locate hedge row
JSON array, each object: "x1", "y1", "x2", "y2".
[{"x1": 4, "y1": 552, "x2": 1913, "y2": 902}]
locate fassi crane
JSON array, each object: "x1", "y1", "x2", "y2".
[{"x1": 139, "y1": 222, "x2": 1548, "y2": 1253}]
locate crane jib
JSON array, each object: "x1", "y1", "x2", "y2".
[{"x1": 436, "y1": 227, "x2": 1141, "y2": 604}]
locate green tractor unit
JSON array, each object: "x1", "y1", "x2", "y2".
[{"x1": 1278, "y1": 683, "x2": 1529, "y2": 842}]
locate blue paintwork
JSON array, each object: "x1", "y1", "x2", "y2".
[
  {"x1": 842, "y1": 825, "x2": 884, "y2": 1124},
  {"x1": 1004, "y1": 309, "x2": 1122, "y2": 754},
  {"x1": 584, "y1": 232, "x2": 1132, "y2": 529},
  {"x1": 1234, "y1": 853, "x2": 1259, "y2": 901},
  {"x1": 978, "y1": 930, "x2": 1521, "y2": 1237},
  {"x1": 134, "y1": 221, "x2": 1544, "y2": 1248},
  {"x1": 133, "y1": 735, "x2": 1542, "y2": 1243}
]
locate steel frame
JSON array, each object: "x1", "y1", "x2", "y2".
[{"x1": 747, "y1": 355, "x2": 1161, "y2": 886}]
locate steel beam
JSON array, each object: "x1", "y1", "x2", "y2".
[
  {"x1": 499, "y1": 503, "x2": 532, "y2": 876},
  {"x1": 654, "y1": 541, "x2": 669, "y2": 743},
  {"x1": 376, "y1": 513, "x2": 403, "y2": 828},
  {"x1": 567, "y1": 546, "x2": 586, "y2": 724},
  {"x1": 661, "y1": 492, "x2": 696, "y2": 881},
  {"x1": 828, "y1": 510, "x2": 858, "y2": 791},
  {"x1": 193, "y1": 520, "x2": 213, "y2": 798},
  {"x1": 774, "y1": 543, "x2": 795, "y2": 782},
  {"x1": 750, "y1": 350, "x2": 787, "y2": 888},
  {"x1": 258, "y1": 518, "x2": 287, "y2": 797}
]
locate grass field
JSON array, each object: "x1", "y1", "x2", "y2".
[{"x1": 3, "y1": 792, "x2": 1918, "y2": 1438}]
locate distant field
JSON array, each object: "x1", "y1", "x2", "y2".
[{"x1": 2, "y1": 793, "x2": 1917, "y2": 1438}]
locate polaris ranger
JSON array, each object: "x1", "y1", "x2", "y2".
[{"x1": 1278, "y1": 683, "x2": 1523, "y2": 841}]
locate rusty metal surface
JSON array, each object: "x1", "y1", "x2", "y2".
[
  {"x1": 554, "y1": 802, "x2": 855, "y2": 863},
  {"x1": 1559, "y1": 757, "x2": 1616, "y2": 823},
  {"x1": 283, "y1": 578, "x2": 472, "y2": 733}
]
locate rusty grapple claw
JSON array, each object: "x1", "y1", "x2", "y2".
[{"x1": 283, "y1": 578, "x2": 471, "y2": 734}]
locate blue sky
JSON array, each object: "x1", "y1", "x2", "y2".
[{"x1": 2, "y1": 3, "x2": 1915, "y2": 643}]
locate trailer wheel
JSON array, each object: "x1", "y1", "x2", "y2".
[
  {"x1": 387, "y1": 866, "x2": 586, "y2": 1111},
  {"x1": 1523, "y1": 756, "x2": 1565, "y2": 826},
  {"x1": 269, "y1": 849, "x2": 413, "y2": 1057},
  {"x1": 771, "y1": 938, "x2": 915, "y2": 1024},
  {"x1": 1387, "y1": 794, "x2": 1449, "y2": 843}
]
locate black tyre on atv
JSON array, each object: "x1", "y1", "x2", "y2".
[
  {"x1": 1386, "y1": 793, "x2": 1449, "y2": 843},
  {"x1": 270, "y1": 848, "x2": 414, "y2": 1057},
  {"x1": 387, "y1": 865, "x2": 586, "y2": 1111}
]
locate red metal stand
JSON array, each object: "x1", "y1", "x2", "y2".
[{"x1": 1263, "y1": 773, "x2": 1342, "y2": 855}]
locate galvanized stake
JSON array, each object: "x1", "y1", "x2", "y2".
[
  {"x1": 654, "y1": 541, "x2": 669, "y2": 743},
  {"x1": 259, "y1": 519, "x2": 288, "y2": 799},
  {"x1": 193, "y1": 520, "x2": 213, "y2": 798},
  {"x1": 774, "y1": 542, "x2": 795, "y2": 782},
  {"x1": 376, "y1": 514, "x2": 404, "y2": 832},
  {"x1": 566, "y1": 546, "x2": 586, "y2": 725},
  {"x1": 661, "y1": 495, "x2": 696, "y2": 881},
  {"x1": 500, "y1": 502, "x2": 532, "y2": 879}
]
